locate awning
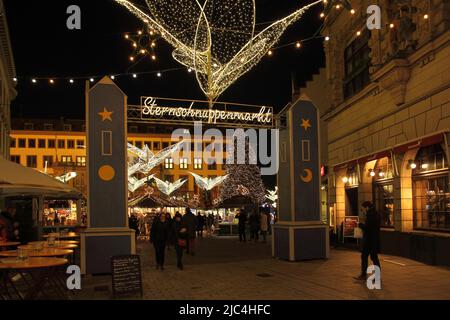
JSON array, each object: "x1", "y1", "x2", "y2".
[
  {"x1": 333, "y1": 132, "x2": 447, "y2": 172},
  {"x1": 0, "y1": 156, "x2": 82, "y2": 199}
]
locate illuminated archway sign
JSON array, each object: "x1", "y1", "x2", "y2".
[{"x1": 127, "y1": 96, "x2": 274, "y2": 129}]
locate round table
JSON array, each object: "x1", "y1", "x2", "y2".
[
  {"x1": 0, "y1": 257, "x2": 68, "y2": 269},
  {"x1": 0, "y1": 248, "x2": 73, "y2": 258},
  {"x1": 29, "y1": 240, "x2": 79, "y2": 245},
  {"x1": 43, "y1": 232, "x2": 79, "y2": 239},
  {"x1": 0, "y1": 242, "x2": 20, "y2": 247},
  {"x1": 0, "y1": 257, "x2": 69, "y2": 300},
  {"x1": 18, "y1": 244, "x2": 78, "y2": 250}
]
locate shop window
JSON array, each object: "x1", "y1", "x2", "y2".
[
  {"x1": 28, "y1": 139, "x2": 36, "y2": 148},
  {"x1": 10, "y1": 155, "x2": 20, "y2": 164},
  {"x1": 344, "y1": 28, "x2": 371, "y2": 99},
  {"x1": 372, "y1": 157, "x2": 394, "y2": 227},
  {"x1": 48, "y1": 139, "x2": 56, "y2": 148},
  {"x1": 26, "y1": 155, "x2": 37, "y2": 168},
  {"x1": 413, "y1": 144, "x2": 448, "y2": 174},
  {"x1": 38, "y1": 139, "x2": 46, "y2": 148},
  {"x1": 413, "y1": 145, "x2": 449, "y2": 231}
]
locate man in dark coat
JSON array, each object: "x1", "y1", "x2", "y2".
[
  {"x1": 237, "y1": 208, "x2": 247, "y2": 242},
  {"x1": 249, "y1": 210, "x2": 260, "y2": 243},
  {"x1": 182, "y1": 207, "x2": 198, "y2": 255},
  {"x1": 354, "y1": 201, "x2": 381, "y2": 280},
  {"x1": 150, "y1": 213, "x2": 169, "y2": 270}
]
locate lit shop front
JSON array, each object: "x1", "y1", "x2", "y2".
[{"x1": 330, "y1": 132, "x2": 450, "y2": 265}]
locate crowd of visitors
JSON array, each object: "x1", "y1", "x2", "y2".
[{"x1": 236, "y1": 207, "x2": 272, "y2": 243}]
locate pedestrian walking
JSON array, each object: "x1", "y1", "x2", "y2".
[
  {"x1": 237, "y1": 208, "x2": 247, "y2": 242},
  {"x1": 150, "y1": 212, "x2": 170, "y2": 270},
  {"x1": 249, "y1": 210, "x2": 260, "y2": 243},
  {"x1": 260, "y1": 209, "x2": 268, "y2": 243},
  {"x1": 170, "y1": 212, "x2": 188, "y2": 270},
  {"x1": 196, "y1": 212, "x2": 205, "y2": 238},
  {"x1": 354, "y1": 201, "x2": 381, "y2": 280},
  {"x1": 183, "y1": 207, "x2": 198, "y2": 255},
  {"x1": 129, "y1": 214, "x2": 139, "y2": 240}
]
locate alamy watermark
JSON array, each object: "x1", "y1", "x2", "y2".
[{"x1": 171, "y1": 122, "x2": 279, "y2": 176}]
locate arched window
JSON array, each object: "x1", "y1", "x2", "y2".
[
  {"x1": 372, "y1": 157, "x2": 394, "y2": 227},
  {"x1": 413, "y1": 144, "x2": 449, "y2": 231}
]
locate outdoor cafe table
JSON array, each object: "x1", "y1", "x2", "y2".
[
  {"x1": 0, "y1": 248, "x2": 73, "y2": 258},
  {"x1": 0, "y1": 257, "x2": 68, "y2": 300},
  {"x1": 18, "y1": 244, "x2": 78, "y2": 250},
  {"x1": 29, "y1": 240, "x2": 79, "y2": 245},
  {"x1": 43, "y1": 232, "x2": 79, "y2": 239}
]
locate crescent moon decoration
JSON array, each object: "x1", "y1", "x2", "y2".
[
  {"x1": 115, "y1": 0, "x2": 325, "y2": 104},
  {"x1": 300, "y1": 168, "x2": 313, "y2": 183}
]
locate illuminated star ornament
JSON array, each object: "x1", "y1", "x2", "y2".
[
  {"x1": 124, "y1": 24, "x2": 160, "y2": 63},
  {"x1": 115, "y1": 0, "x2": 327, "y2": 104},
  {"x1": 301, "y1": 119, "x2": 311, "y2": 131},
  {"x1": 98, "y1": 107, "x2": 114, "y2": 121}
]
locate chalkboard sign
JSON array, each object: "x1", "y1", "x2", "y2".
[{"x1": 111, "y1": 255, "x2": 143, "y2": 298}]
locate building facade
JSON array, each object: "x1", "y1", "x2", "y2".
[
  {"x1": 314, "y1": 0, "x2": 450, "y2": 265},
  {"x1": 9, "y1": 119, "x2": 229, "y2": 202},
  {"x1": 0, "y1": 0, "x2": 17, "y2": 159}
]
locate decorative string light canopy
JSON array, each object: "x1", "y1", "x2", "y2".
[{"x1": 115, "y1": 0, "x2": 325, "y2": 105}]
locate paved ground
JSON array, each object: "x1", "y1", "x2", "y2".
[{"x1": 76, "y1": 235, "x2": 450, "y2": 300}]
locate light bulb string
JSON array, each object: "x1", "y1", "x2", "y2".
[{"x1": 17, "y1": 67, "x2": 185, "y2": 82}]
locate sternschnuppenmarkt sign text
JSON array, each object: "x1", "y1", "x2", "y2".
[{"x1": 127, "y1": 96, "x2": 274, "y2": 128}]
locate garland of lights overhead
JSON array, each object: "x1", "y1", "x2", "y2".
[
  {"x1": 190, "y1": 172, "x2": 228, "y2": 191},
  {"x1": 115, "y1": 0, "x2": 329, "y2": 103},
  {"x1": 153, "y1": 176, "x2": 187, "y2": 196}
]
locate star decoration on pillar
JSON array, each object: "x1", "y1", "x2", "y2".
[
  {"x1": 98, "y1": 107, "x2": 114, "y2": 121},
  {"x1": 301, "y1": 118, "x2": 312, "y2": 131}
]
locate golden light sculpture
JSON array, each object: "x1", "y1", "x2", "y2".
[{"x1": 115, "y1": 0, "x2": 323, "y2": 105}]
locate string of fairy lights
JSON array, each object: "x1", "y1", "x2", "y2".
[{"x1": 11, "y1": 0, "x2": 431, "y2": 87}]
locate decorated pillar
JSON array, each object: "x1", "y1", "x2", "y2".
[
  {"x1": 273, "y1": 95, "x2": 329, "y2": 261},
  {"x1": 81, "y1": 77, "x2": 135, "y2": 275}
]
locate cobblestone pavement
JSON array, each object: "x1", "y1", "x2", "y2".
[{"x1": 76, "y1": 235, "x2": 450, "y2": 300}]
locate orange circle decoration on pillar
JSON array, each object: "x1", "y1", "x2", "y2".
[{"x1": 98, "y1": 165, "x2": 115, "y2": 181}]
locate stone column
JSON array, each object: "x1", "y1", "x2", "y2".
[
  {"x1": 273, "y1": 96, "x2": 329, "y2": 261},
  {"x1": 81, "y1": 77, "x2": 135, "y2": 275}
]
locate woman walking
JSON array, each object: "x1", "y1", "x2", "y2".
[
  {"x1": 170, "y1": 213, "x2": 188, "y2": 270},
  {"x1": 150, "y1": 213, "x2": 169, "y2": 270}
]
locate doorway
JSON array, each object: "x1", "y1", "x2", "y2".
[{"x1": 345, "y1": 187, "x2": 358, "y2": 216}]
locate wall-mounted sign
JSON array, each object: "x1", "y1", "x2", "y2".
[
  {"x1": 343, "y1": 216, "x2": 359, "y2": 238},
  {"x1": 127, "y1": 96, "x2": 274, "y2": 128}
]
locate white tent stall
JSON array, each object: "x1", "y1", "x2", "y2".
[{"x1": 0, "y1": 156, "x2": 82, "y2": 238}]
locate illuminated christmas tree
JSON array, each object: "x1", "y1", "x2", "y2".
[{"x1": 219, "y1": 130, "x2": 265, "y2": 205}]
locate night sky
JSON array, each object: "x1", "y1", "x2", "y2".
[{"x1": 5, "y1": 0, "x2": 325, "y2": 119}]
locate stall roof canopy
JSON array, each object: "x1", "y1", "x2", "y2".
[{"x1": 0, "y1": 156, "x2": 82, "y2": 198}]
